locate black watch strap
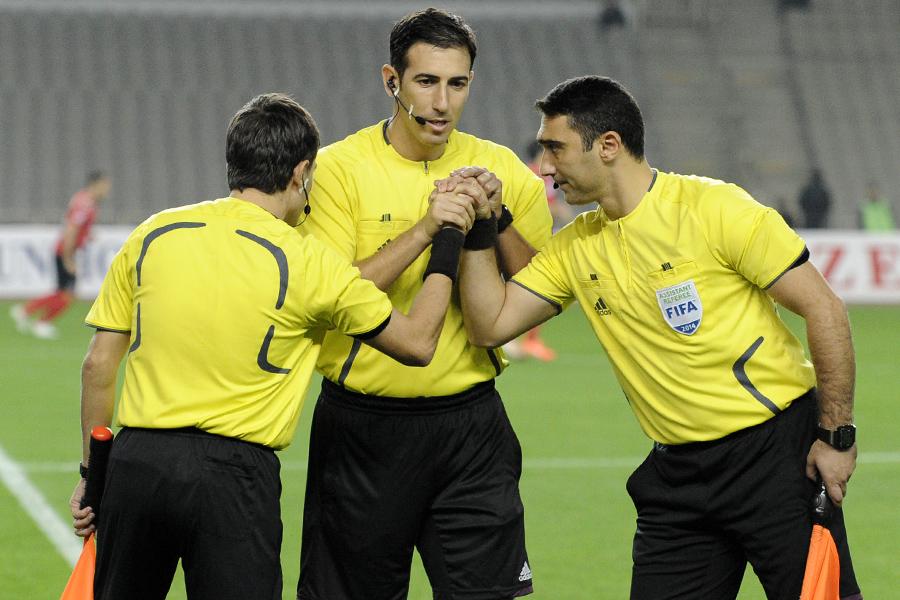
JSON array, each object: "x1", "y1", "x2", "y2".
[
  {"x1": 816, "y1": 424, "x2": 856, "y2": 450},
  {"x1": 79, "y1": 463, "x2": 89, "y2": 479}
]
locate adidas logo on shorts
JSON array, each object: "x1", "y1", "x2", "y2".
[{"x1": 518, "y1": 560, "x2": 532, "y2": 582}]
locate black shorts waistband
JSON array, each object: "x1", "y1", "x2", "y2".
[
  {"x1": 120, "y1": 426, "x2": 275, "y2": 453},
  {"x1": 320, "y1": 378, "x2": 497, "y2": 415},
  {"x1": 654, "y1": 388, "x2": 816, "y2": 453}
]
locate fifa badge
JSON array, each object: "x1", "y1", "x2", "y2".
[{"x1": 655, "y1": 279, "x2": 702, "y2": 335}]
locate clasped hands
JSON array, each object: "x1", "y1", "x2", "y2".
[{"x1": 423, "y1": 166, "x2": 503, "y2": 237}]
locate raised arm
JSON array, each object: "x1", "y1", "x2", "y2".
[
  {"x1": 767, "y1": 261, "x2": 856, "y2": 505},
  {"x1": 363, "y1": 228, "x2": 466, "y2": 365},
  {"x1": 458, "y1": 226, "x2": 558, "y2": 348},
  {"x1": 355, "y1": 193, "x2": 475, "y2": 291},
  {"x1": 442, "y1": 166, "x2": 541, "y2": 277}
]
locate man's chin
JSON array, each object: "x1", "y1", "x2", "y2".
[{"x1": 418, "y1": 125, "x2": 454, "y2": 145}]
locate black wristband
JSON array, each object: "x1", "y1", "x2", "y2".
[
  {"x1": 496, "y1": 205, "x2": 514, "y2": 233},
  {"x1": 423, "y1": 227, "x2": 465, "y2": 282},
  {"x1": 79, "y1": 463, "x2": 89, "y2": 479},
  {"x1": 464, "y1": 215, "x2": 498, "y2": 250}
]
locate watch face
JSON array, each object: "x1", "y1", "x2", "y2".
[{"x1": 836, "y1": 425, "x2": 856, "y2": 449}]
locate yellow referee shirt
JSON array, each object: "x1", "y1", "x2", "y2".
[
  {"x1": 299, "y1": 121, "x2": 552, "y2": 396},
  {"x1": 513, "y1": 172, "x2": 816, "y2": 444},
  {"x1": 86, "y1": 198, "x2": 392, "y2": 449}
]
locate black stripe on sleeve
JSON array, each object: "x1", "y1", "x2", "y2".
[
  {"x1": 764, "y1": 246, "x2": 810, "y2": 289},
  {"x1": 509, "y1": 280, "x2": 563, "y2": 314},
  {"x1": 86, "y1": 324, "x2": 131, "y2": 334},
  {"x1": 351, "y1": 314, "x2": 392, "y2": 341}
]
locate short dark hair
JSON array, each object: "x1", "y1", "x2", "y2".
[
  {"x1": 226, "y1": 93, "x2": 320, "y2": 194},
  {"x1": 535, "y1": 76, "x2": 645, "y2": 159},
  {"x1": 86, "y1": 170, "x2": 107, "y2": 185},
  {"x1": 389, "y1": 8, "x2": 477, "y2": 78}
]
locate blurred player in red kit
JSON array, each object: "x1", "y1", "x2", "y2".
[{"x1": 11, "y1": 171, "x2": 111, "y2": 339}]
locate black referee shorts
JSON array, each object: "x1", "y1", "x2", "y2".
[
  {"x1": 94, "y1": 427, "x2": 283, "y2": 600},
  {"x1": 55, "y1": 254, "x2": 76, "y2": 291},
  {"x1": 298, "y1": 379, "x2": 532, "y2": 600},
  {"x1": 627, "y1": 390, "x2": 862, "y2": 600}
]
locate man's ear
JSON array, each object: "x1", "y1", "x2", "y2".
[
  {"x1": 596, "y1": 132, "x2": 623, "y2": 162},
  {"x1": 382, "y1": 64, "x2": 400, "y2": 98},
  {"x1": 293, "y1": 160, "x2": 310, "y2": 187}
]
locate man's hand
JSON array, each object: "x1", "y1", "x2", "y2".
[
  {"x1": 69, "y1": 478, "x2": 95, "y2": 537},
  {"x1": 449, "y1": 166, "x2": 503, "y2": 217},
  {"x1": 806, "y1": 440, "x2": 857, "y2": 506},
  {"x1": 433, "y1": 175, "x2": 492, "y2": 220},
  {"x1": 421, "y1": 191, "x2": 477, "y2": 238}
]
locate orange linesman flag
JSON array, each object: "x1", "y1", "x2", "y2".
[
  {"x1": 800, "y1": 483, "x2": 840, "y2": 600},
  {"x1": 60, "y1": 534, "x2": 96, "y2": 600},
  {"x1": 60, "y1": 426, "x2": 113, "y2": 600},
  {"x1": 800, "y1": 524, "x2": 840, "y2": 600}
]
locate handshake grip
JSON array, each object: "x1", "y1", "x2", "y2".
[{"x1": 80, "y1": 426, "x2": 114, "y2": 518}]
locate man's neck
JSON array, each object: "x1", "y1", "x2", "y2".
[
  {"x1": 385, "y1": 118, "x2": 446, "y2": 162},
  {"x1": 230, "y1": 188, "x2": 285, "y2": 221},
  {"x1": 601, "y1": 161, "x2": 655, "y2": 221}
]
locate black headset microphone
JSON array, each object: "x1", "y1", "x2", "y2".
[
  {"x1": 388, "y1": 78, "x2": 428, "y2": 126},
  {"x1": 553, "y1": 182, "x2": 560, "y2": 190}
]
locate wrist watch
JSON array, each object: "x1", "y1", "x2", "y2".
[
  {"x1": 816, "y1": 424, "x2": 856, "y2": 450},
  {"x1": 79, "y1": 463, "x2": 89, "y2": 479}
]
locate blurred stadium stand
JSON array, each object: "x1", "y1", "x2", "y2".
[{"x1": 0, "y1": 0, "x2": 897, "y2": 227}]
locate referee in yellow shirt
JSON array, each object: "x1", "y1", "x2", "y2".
[
  {"x1": 459, "y1": 77, "x2": 862, "y2": 599},
  {"x1": 296, "y1": 9, "x2": 552, "y2": 600},
  {"x1": 68, "y1": 93, "x2": 473, "y2": 600}
]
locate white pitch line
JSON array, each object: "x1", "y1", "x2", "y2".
[{"x1": 0, "y1": 444, "x2": 81, "y2": 567}]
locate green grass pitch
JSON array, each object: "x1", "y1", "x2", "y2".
[{"x1": 1, "y1": 300, "x2": 897, "y2": 598}]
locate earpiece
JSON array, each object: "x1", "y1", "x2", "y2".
[
  {"x1": 387, "y1": 76, "x2": 427, "y2": 126},
  {"x1": 301, "y1": 177, "x2": 311, "y2": 217}
]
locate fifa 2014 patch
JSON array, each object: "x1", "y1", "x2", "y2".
[{"x1": 655, "y1": 279, "x2": 702, "y2": 335}]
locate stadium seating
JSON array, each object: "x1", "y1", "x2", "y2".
[{"x1": 0, "y1": 0, "x2": 897, "y2": 227}]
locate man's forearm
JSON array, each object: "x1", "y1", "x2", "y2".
[
  {"x1": 80, "y1": 332, "x2": 129, "y2": 462},
  {"x1": 496, "y1": 225, "x2": 537, "y2": 277},
  {"x1": 807, "y1": 297, "x2": 855, "y2": 427},
  {"x1": 80, "y1": 372, "x2": 116, "y2": 464},
  {"x1": 459, "y1": 247, "x2": 507, "y2": 347},
  {"x1": 355, "y1": 222, "x2": 433, "y2": 291}
]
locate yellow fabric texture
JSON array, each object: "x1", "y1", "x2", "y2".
[
  {"x1": 299, "y1": 122, "x2": 552, "y2": 396},
  {"x1": 87, "y1": 197, "x2": 392, "y2": 449},
  {"x1": 513, "y1": 172, "x2": 816, "y2": 444}
]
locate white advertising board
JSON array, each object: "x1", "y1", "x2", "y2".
[
  {"x1": 1, "y1": 226, "x2": 899, "y2": 304},
  {"x1": 0, "y1": 225, "x2": 132, "y2": 300}
]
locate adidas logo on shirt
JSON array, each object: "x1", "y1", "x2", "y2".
[
  {"x1": 518, "y1": 560, "x2": 532, "y2": 582},
  {"x1": 594, "y1": 296, "x2": 612, "y2": 316}
]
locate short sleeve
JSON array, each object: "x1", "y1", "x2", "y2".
[
  {"x1": 300, "y1": 236, "x2": 393, "y2": 336},
  {"x1": 510, "y1": 231, "x2": 575, "y2": 311},
  {"x1": 704, "y1": 185, "x2": 807, "y2": 289},
  {"x1": 297, "y1": 150, "x2": 358, "y2": 261},
  {"x1": 85, "y1": 240, "x2": 135, "y2": 332}
]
